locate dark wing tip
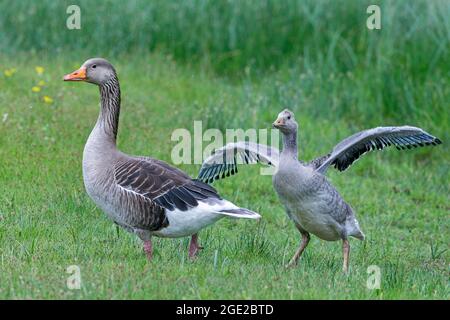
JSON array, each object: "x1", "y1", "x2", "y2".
[
  {"x1": 197, "y1": 166, "x2": 213, "y2": 182},
  {"x1": 322, "y1": 128, "x2": 441, "y2": 174},
  {"x1": 154, "y1": 180, "x2": 221, "y2": 211}
]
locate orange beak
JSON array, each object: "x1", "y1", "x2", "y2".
[
  {"x1": 63, "y1": 67, "x2": 87, "y2": 81},
  {"x1": 272, "y1": 118, "x2": 285, "y2": 128}
]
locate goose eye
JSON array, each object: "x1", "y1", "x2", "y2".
[
  {"x1": 92, "y1": 65, "x2": 97, "y2": 69},
  {"x1": 287, "y1": 116, "x2": 291, "y2": 120}
]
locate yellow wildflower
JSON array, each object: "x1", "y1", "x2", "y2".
[
  {"x1": 35, "y1": 66, "x2": 45, "y2": 75},
  {"x1": 32, "y1": 86, "x2": 41, "y2": 92},
  {"x1": 38, "y1": 80, "x2": 46, "y2": 86},
  {"x1": 4, "y1": 68, "x2": 17, "y2": 77},
  {"x1": 43, "y1": 96, "x2": 53, "y2": 104}
]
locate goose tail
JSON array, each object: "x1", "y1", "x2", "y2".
[
  {"x1": 351, "y1": 230, "x2": 365, "y2": 241},
  {"x1": 218, "y1": 208, "x2": 261, "y2": 219}
]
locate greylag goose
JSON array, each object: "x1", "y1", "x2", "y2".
[
  {"x1": 63, "y1": 58, "x2": 260, "y2": 261},
  {"x1": 198, "y1": 109, "x2": 441, "y2": 272}
]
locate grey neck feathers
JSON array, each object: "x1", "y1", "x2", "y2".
[
  {"x1": 97, "y1": 76, "x2": 121, "y2": 144},
  {"x1": 281, "y1": 131, "x2": 298, "y2": 159}
]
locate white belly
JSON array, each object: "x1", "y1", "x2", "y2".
[{"x1": 152, "y1": 201, "x2": 230, "y2": 238}]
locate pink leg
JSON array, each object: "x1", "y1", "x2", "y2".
[
  {"x1": 143, "y1": 239, "x2": 153, "y2": 261},
  {"x1": 188, "y1": 233, "x2": 203, "y2": 259},
  {"x1": 286, "y1": 231, "x2": 310, "y2": 268},
  {"x1": 342, "y1": 239, "x2": 350, "y2": 273}
]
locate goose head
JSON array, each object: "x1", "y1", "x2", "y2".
[
  {"x1": 63, "y1": 58, "x2": 117, "y2": 85},
  {"x1": 272, "y1": 109, "x2": 297, "y2": 134}
]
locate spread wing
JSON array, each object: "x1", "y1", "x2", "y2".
[
  {"x1": 115, "y1": 157, "x2": 220, "y2": 212},
  {"x1": 198, "y1": 141, "x2": 280, "y2": 183},
  {"x1": 314, "y1": 126, "x2": 442, "y2": 174}
]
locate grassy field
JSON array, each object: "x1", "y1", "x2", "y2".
[{"x1": 0, "y1": 0, "x2": 449, "y2": 299}]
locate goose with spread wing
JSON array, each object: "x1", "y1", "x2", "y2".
[
  {"x1": 198, "y1": 109, "x2": 441, "y2": 272},
  {"x1": 63, "y1": 58, "x2": 260, "y2": 261}
]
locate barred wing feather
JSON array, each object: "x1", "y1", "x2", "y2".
[
  {"x1": 198, "y1": 141, "x2": 280, "y2": 183},
  {"x1": 316, "y1": 126, "x2": 442, "y2": 174}
]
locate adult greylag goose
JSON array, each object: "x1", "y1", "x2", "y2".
[
  {"x1": 198, "y1": 109, "x2": 441, "y2": 272},
  {"x1": 63, "y1": 58, "x2": 260, "y2": 261}
]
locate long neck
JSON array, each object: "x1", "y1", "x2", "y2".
[
  {"x1": 95, "y1": 76, "x2": 121, "y2": 145},
  {"x1": 281, "y1": 131, "x2": 298, "y2": 159}
]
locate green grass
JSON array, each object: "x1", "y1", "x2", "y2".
[
  {"x1": 0, "y1": 0, "x2": 449, "y2": 299},
  {"x1": 0, "y1": 54, "x2": 448, "y2": 299},
  {"x1": 1, "y1": 0, "x2": 448, "y2": 124},
  {"x1": 1, "y1": 0, "x2": 449, "y2": 76}
]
